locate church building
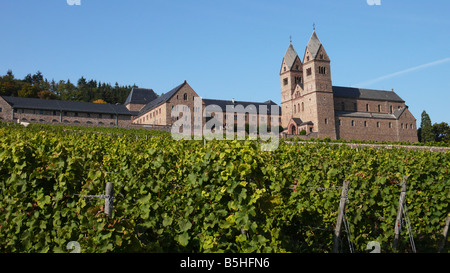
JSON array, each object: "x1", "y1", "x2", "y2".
[{"x1": 280, "y1": 30, "x2": 418, "y2": 142}]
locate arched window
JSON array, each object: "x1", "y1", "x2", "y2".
[
  {"x1": 183, "y1": 93, "x2": 187, "y2": 100},
  {"x1": 302, "y1": 102, "x2": 304, "y2": 111},
  {"x1": 294, "y1": 104, "x2": 296, "y2": 113}
]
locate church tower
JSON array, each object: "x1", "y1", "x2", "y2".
[
  {"x1": 301, "y1": 30, "x2": 337, "y2": 139},
  {"x1": 280, "y1": 41, "x2": 303, "y2": 128}
]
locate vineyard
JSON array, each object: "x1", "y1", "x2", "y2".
[{"x1": 0, "y1": 123, "x2": 448, "y2": 253}]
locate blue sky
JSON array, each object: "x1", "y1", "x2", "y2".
[{"x1": 1, "y1": 0, "x2": 449, "y2": 124}]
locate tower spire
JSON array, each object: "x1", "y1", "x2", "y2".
[
  {"x1": 289, "y1": 35, "x2": 292, "y2": 44},
  {"x1": 313, "y1": 23, "x2": 316, "y2": 31}
]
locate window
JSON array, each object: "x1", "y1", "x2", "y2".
[
  {"x1": 378, "y1": 105, "x2": 381, "y2": 112},
  {"x1": 320, "y1": 54, "x2": 324, "y2": 60},
  {"x1": 338, "y1": 120, "x2": 341, "y2": 126},
  {"x1": 302, "y1": 102, "x2": 304, "y2": 111},
  {"x1": 283, "y1": 78, "x2": 288, "y2": 86},
  {"x1": 366, "y1": 104, "x2": 369, "y2": 112},
  {"x1": 405, "y1": 124, "x2": 408, "y2": 129},
  {"x1": 294, "y1": 104, "x2": 296, "y2": 113},
  {"x1": 284, "y1": 67, "x2": 286, "y2": 72},
  {"x1": 74, "y1": 112, "x2": 78, "y2": 117},
  {"x1": 110, "y1": 114, "x2": 114, "y2": 119},
  {"x1": 53, "y1": 111, "x2": 57, "y2": 116},
  {"x1": 0, "y1": 108, "x2": 2, "y2": 112},
  {"x1": 390, "y1": 105, "x2": 393, "y2": 114},
  {"x1": 306, "y1": 68, "x2": 312, "y2": 76},
  {"x1": 318, "y1": 66, "x2": 326, "y2": 74},
  {"x1": 377, "y1": 122, "x2": 380, "y2": 128},
  {"x1": 64, "y1": 112, "x2": 67, "y2": 116},
  {"x1": 364, "y1": 121, "x2": 367, "y2": 127},
  {"x1": 183, "y1": 93, "x2": 187, "y2": 100},
  {"x1": 401, "y1": 123, "x2": 403, "y2": 129},
  {"x1": 307, "y1": 56, "x2": 310, "y2": 61},
  {"x1": 389, "y1": 122, "x2": 392, "y2": 128},
  {"x1": 351, "y1": 120, "x2": 355, "y2": 127},
  {"x1": 324, "y1": 118, "x2": 328, "y2": 125}
]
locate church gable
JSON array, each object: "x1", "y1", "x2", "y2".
[{"x1": 315, "y1": 46, "x2": 329, "y2": 61}]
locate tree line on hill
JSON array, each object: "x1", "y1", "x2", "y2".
[{"x1": 0, "y1": 70, "x2": 141, "y2": 105}]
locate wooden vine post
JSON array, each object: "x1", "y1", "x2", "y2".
[
  {"x1": 104, "y1": 182, "x2": 114, "y2": 218},
  {"x1": 333, "y1": 180, "x2": 350, "y2": 253},
  {"x1": 392, "y1": 176, "x2": 408, "y2": 251},
  {"x1": 77, "y1": 182, "x2": 115, "y2": 218},
  {"x1": 438, "y1": 214, "x2": 450, "y2": 253}
]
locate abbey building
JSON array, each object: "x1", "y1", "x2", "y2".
[
  {"x1": 280, "y1": 30, "x2": 418, "y2": 142},
  {"x1": 0, "y1": 30, "x2": 418, "y2": 143}
]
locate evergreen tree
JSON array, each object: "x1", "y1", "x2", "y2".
[
  {"x1": 420, "y1": 110, "x2": 434, "y2": 142},
  {"x1": 432, "y1": 122, "x2": 450, "y2": 143}
]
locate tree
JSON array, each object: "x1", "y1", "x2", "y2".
[
  {"x1": 419, "y1": 111, "x2": 434, "y2": 142},
  {"x1": 93, "y1": 99, "x2": 107, "y2": 104},
  {"x1": 37, "y1": 90, "x2": 58, "y2": 100},
  {"x1": 432, "y1": 122, "x2": 450, "y2": 143},
  {"x1": 0, "y1": 70, "x2": 19, "y2": 96},
  {"x1": 18, "y1": 83, "x2": 38, "y2": 98}
]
